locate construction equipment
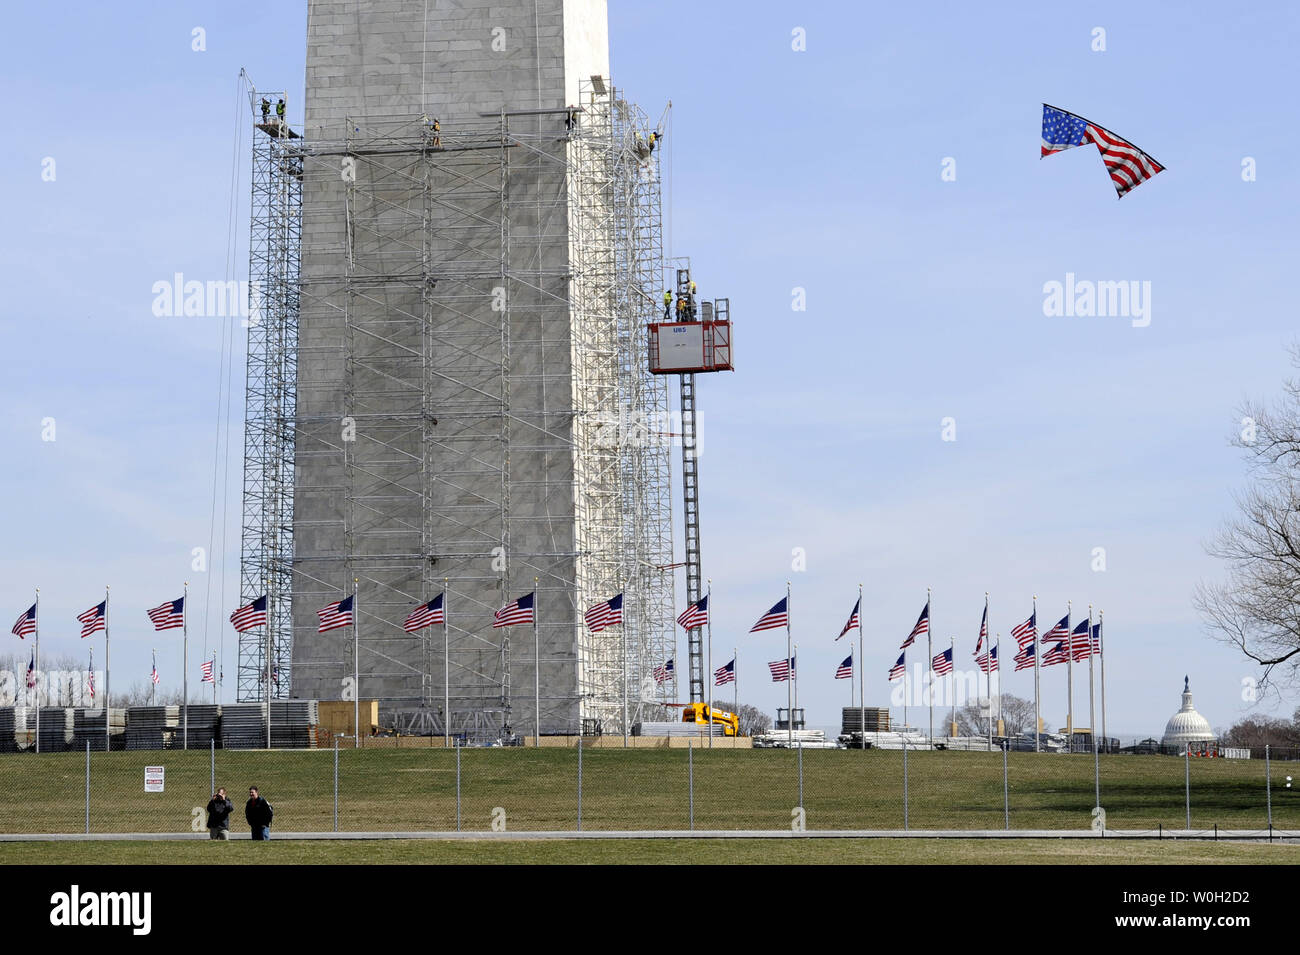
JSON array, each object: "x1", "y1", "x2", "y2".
[{"x1": 681, "y1": 702, "x2": 738, "y2": 736}]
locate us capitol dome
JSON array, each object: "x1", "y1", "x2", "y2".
[{"x1": 1161, "y1": 676, "x2": 1215, "y2": 747}]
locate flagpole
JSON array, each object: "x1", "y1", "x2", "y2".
[
  {"x1": 1099, "y1": 610, "x2": 1107, "y2": 752},
  {"x1": 902, "y1": 650, "x2": 908, "y2": 733},
  {"x1": 353, "y1": 577, "x2": 360, "y2": 749},
  {"x1": 706, "y1": 578, "x2": 713, "y2": 749},
  {"x1": 732, "y1": 645, "x2": 738, "y2": 749},
  {"x1": 533, "y1": 577, "x2": 540, "y2": 747},
  {"x1": 182, "y1": 581, "x2": 189, "y2": 750},
  {"x1": 792, "y1": 641, "x2": 799, "y2": 735},
  {"x1": 1066, "y1": 600, "x2": 1074, "y2": 750},
  {"x1": 621, "y1": 581, "x2": 628, "y2": 749},
  {"x1": 985, "y1": 593, "x2": 991, "y2": 749},
  {"x1": 1088, "y1": 604, "x2": 1098, "y2": 800},
  {"x1": 949, "y1": 637, "x2": 955, "y2": 738},
  {"x1": 850, "y1": 645, "x2": 854, "y2": 708},
  {"x1": 266, "y1": 578, "x2": 272, "y2": 751},
  {"x1": 151, "y1": 649, "x2": 157, "y2": 706},
  {"x1": 444, "y1": 578, "x2": 450, "y2": 750},
  {"x1": 104, "y1": 585, "x2": 111, "y2": 753},
  {"x1": 785, "y1": 580, "x2": 793, "y2": 746},
  {"x1": 858, "y1": 583, "x2": 865, "y2": 751},
  {"x1": 212, "y1": 652, "x2": 217, "y2": 705},
  {"x1": 89, "y1": 645, "x2": 94, "y2": 710},
  {"x1": 996, "y1": 632, "x2": 1002, "y2": 737},
  {"x1": 1032, "y1": 594, "x2": 1040, "y2": 754},
  {"x1": 927, "y1": 587, "x2": 933, "y2": 746},
  {"x1": 34, "y1": 587, "x2": 40, "y2": 755}
]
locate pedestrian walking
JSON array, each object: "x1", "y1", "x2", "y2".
[{"x1": 245, "y1": 786, "x2": 273, "y2": 840}]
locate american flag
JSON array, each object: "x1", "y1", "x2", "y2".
[
  {"x1": 77, "y1": 601, "x2": 106, "y2": 639},
  {"x1": 676, "y1": 595, "x2": 708, "y2": 631},
  {"x1": 932, "y1": 647, "x2": 953, "y2": 675},
  {"x1": 1092, "y1": 621, "x2": 1103, "y2": 656},
  {"x1": 901, "y1": 601, "x2": 929, "y2": 649},
  {"x1": 768, "y1": 656, "x2": 794, "y2": 682},
  {"x1": 26, "y1": 652, "x2": 35, "y2": 689},
  {"x1": 1043, "y1": 614, "x2": 1069, "y2": 646},
  {"x1": 11, "y1": 603, "x2": 36, "y2": 638},
  {"x1": 750, "y1": 597, "x2": 788, "y2": 633},
  {"x1": 201, "y1": 659, "x2": 214, "y2": 683},
  {"x1": 1042, "y1": 639, "x2": 1069, "y2": 667},
  {"x1": 493, "y1": 592, "x2": 535, "y2": 628},
  {"x1": 888, "y1": 652, "x2": 906, "y2": 681},
  {"x1": 1071, "y1": 619, "x2": 1092, "y2": 660},
  {"x1": 230, "y1": 595, "x2": 267, "y2": 633},
  {"x1": 317, "y1": 595, "x2": 355, "y2": 633},
  {"x1": 837, "y1": 597, "x2": 860, "y2": 640},
  {"x1": 584, "y1": 593, "x2": 623, "y2": 633},
  {"x1": 1041, "y1": 104, "x2": 1165, "y2": 197},
  {"x1": 146, "y1": 597, "x2": 185, "y2": 631},
  {"x1": 653, "y1": 658, "x2": 674, "y2": 684},
  {"x1": 974, "y1": 604, "x2": 988, "y2": 654},
  {"x1": 976, "y1": 645, "x2": 999, "y2": 674},
  {"x1": 88, "y1": 654, "x2": 95, "y2": 700},
  {"x1": 835, "y1": 654, "x2": 853, "y2": 680},
  {"x1": 150, "y1": 663, "x2": 160, "y2": 685},
  {"x1": 1013, "y1": 642, "x2": 1036, "y2": 672},
  {"x1": 1010, "y1": 610, "x2": 1036, "y2": 650},
  {"x1": 404, "y1": 594, "x2": 445, "y2": 632},
  {"x1": 714, "y1": 658, "x2": 735, "y2": 686}
]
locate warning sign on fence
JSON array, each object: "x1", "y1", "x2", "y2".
[{"x1": 144, "y1": 766, "x2": 164, "y2": 793}]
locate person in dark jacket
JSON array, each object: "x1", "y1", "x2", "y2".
[
  {"x1": 206, "y1": 787, "x2": 234, "y2": 840},
  {"x1": 245, "y1": 786, "x2": 273, "y2": 840}
]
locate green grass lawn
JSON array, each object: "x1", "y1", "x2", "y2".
[
  {"x1": 0, "y1": 747, "x2": 1294, "y2": 835},
  {"x1": 0, "y1": 838, "x2": 1295, "y2": 865}
]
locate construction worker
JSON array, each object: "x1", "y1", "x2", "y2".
[
  {"x1": 276, "y1": 98, "x2": 286, "y2": 124},
  {"x1": 432, "y1": 117, "x2": 441, "y2": 148},
  {"x1": 648, "y1": 130, "x2": 661, "y2": 153},
  {"x1": 633, "y1": 132, "x2": 652, "y2": 161},
  {"x1": 260, "y1": 98, "x2": 270, "y2": 123}
]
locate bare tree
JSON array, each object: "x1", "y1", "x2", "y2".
[
  {"x1": 1196, "y1": 345, "x2": 1300, "y2": 692},
  {"x1": 712, "y1": 700, "x2": 771, "y2": 737},
  {"x1": 1220, "y1": 709, "x2": 1300, "y2": 749}
]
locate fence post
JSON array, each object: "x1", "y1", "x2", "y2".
[
  {"x1": 688, "y1": 737, "x2": 694, "y2": 832},
  {"x1": 577, "y1": 736, "x2": 583, "y2": 832},
  {"x1": 797, "y1": 738, "x2": 804, "y2": 815},
  {"x1": 902, "y1": 735, "x2": 909, "y2": 831},
  {"x1": 1265, "y1": 744, "x2": 1272, "y2": 836},
  {"x1": 1184, "y1": 746, "x2": 1191, "y2": 830},
  {"x1": 1002, "y1": 740, "x2": 1009, "y2": 831},
  {"x1": 455, "y1": 741, "x2": 461, "y2": 833},
  {"x1": 210, "y1": 738, "x2": 215, "y2": 796},
  {"x1": 333, "y1": 737, "x2": 339, "y2": 833},
  {"x1": 84, "y1": 740, "x2": 90, "y2": 835}
]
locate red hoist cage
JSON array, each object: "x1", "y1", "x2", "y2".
[{"x1": 648, "y1": 267, "x2": 733, "y2": 707}]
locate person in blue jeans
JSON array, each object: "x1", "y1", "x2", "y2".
[{"x1": 245, "y1": 786, "x2": 273, "y2": 840}]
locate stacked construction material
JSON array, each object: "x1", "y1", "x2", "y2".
[
  {"x1": 840, "y1": 707, "x2": 891, "y2": 735},
  {"x1": 632, "y1": 721, "x2": 726, "y2": 737},
  {"x1": 219, "y1": 701, "x2": 319, "y2": 749},
  {"x1": 178, "y1": 704, "x2": 220, "y2": 749},
  {"x1": 0, "y1": 708, "x2": 16, "y2": 752},
  {"x1": 37, "y1": 708, "x2": 71, "y2": 751},
  {"x1": 124, "y1": 706, "x2": 178, "y2": 750},
  {"x1": 71, "y1": 708, "x2": 125, "y2": 751},
  {"x1": 218, "y1": 702, "x2": 267, "y2": 750},
  {"x1": 271, "y1": 700, "x2": 318, "y2": 748}
]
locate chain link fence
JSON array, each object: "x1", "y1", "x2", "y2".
[{"x1": 0, "y1": 741, "x2": 1296, "y2": 835}]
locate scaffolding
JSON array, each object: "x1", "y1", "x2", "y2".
[
  {"x1": 239, "y1": 93, "x2": 301, "y2": 704},
  {"x1": 239, "y1": 80, "x2": 674, "y2": 734}
]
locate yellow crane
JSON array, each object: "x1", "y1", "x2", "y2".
[{"x1": 681, "y1": 703, "x2": 738, "y2": 737}]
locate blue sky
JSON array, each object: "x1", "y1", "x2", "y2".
[{"x1": 1, "y1": 1, "x2": 1297, "y2": 738}]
